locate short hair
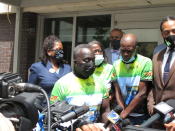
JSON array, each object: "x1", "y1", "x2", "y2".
[
  {"x1": 88, "y1": 40, "x2": 107, "y2": 62},
  {"x1": 88, "y1": 40, "x2": 104, "y2": 50},
  {"x1": 73, "y1": 44, "x2": 91, "y2": 59},
  {"x1": 160, "y1": 16, "x2": 175, "y2": 32},
  {"x1": 110, "y1": 28, "x2": 123, "y2": 34}
]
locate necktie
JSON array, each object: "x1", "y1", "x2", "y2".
[{"x1": 163, "y1": 49, "x2": 174, "y2": 83}]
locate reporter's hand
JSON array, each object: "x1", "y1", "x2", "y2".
[
  {"x1": 76, "y1": 124, "x2": 101, "y2": 131},
  {"x1": 76, "y1": 123, "x2": 107, "y2": 131},
  {"x1": 164, "y1": 122, "x2": 175, "y2": 131},
  {"x1": 0, "y1": 113, "x2": 15, "y2": 131},
  {"x1": 120, "y1": 110, "x2": 128, "y2": 119}
]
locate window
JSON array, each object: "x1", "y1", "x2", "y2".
[{"x1": 76, "y1": 15, "x2": 111, "y2": 48}]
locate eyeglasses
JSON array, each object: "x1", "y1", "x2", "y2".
[
  {"x1": 49, "y1": 49, "x2": 63, "y2": 52},
  {"x1": 120, "y1": 48, "x2": 135, "y2": 54},
  {"x1": 110, "y1": 36, "x2": 121, "y2": 40},
  {"x1": 162, "y1": 29, "x2": 175, "y2": 36},
  {"x1": 94, "y1": 49, "x2": 103, "y2": 53}
]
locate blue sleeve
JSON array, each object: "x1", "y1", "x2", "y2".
[
  {"x1": 67, "y1": 65, "x2": 72, "y2": 72},
  {"x1": 64, "y1": 64, "x2": 72, "y2": 72},
  {"x1": 28, "y1": 64, "x2": 39, "y2": 84}
]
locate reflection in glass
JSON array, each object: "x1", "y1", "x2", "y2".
[
  {"x1": 76, "y1": 15, "x2": 111, "y2": 48},
  {"x1": 137, "y1": 42, "x2": 157, "y2": 58}
]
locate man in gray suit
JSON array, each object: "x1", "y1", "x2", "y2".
[
  {"x1": 104, "y1": 28, "x2": 124, "y2": 64},
  {"x1": 148, "y1": 16, "x2": 175, "y2": 129}
]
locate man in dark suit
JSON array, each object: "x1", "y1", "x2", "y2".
[
  {"x1": 104, "y1": 28, "x2": 123, "y2": 64},
  {"x1": 148, "y1": 16, "x2": 175, "y2": 127}
]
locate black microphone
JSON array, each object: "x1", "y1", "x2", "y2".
[
  {"x1": 140, "y1": 99, "x2": 175, "y2": 127},
  {"x1": 14, "y1": 83, "x2": 42, "y2": 92},
  {"x1": 140, "y1": 113, "x2": 161, "y2": 127},
  {"x1": 58, "y1": 106, "x2": 89, "y2": 123},
  {"x1": 104, "y1": 105, "x2": 123, "y2": 128}
]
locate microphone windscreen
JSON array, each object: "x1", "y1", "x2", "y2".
[
  {"x1": 113, "y1": 105, "x2": 123, "y2": 113},
  {"x1": 122, "y1": 119, "x2": 131, "y2": 126}
]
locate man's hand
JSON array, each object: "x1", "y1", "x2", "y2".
[
  {"x1": 120, "y1": 109, "x2": 128, "y2": 119},
  {"x1": 0, "y1": 113, "x2": 15, "y2": 131},
  {"x1": 164, "y1": 122, "x2": 175, "y2": 131},
  {"x1": 76, "y1": 123, "x2": 109, "y2": 131}
]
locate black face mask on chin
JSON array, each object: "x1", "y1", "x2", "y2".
[
  {"x1": 74, "y1": 61, "x2": 95, "y2": 79},
  {"x1": 111, "y1": 40, "x2": 120, "y2": 50}
]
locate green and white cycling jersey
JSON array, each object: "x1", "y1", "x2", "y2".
[
  {"x1": 93, "y1": 62, "x2": 116, "y2": 90},
  {"x1": 113, "y1": 54, "x2": 152, "y2": 105},
  {"x1": 50, "y1": 72, "x2": 108, "y2": 122}
]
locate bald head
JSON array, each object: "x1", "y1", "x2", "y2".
[
  {"x1": 120, "y1": 34, "x2": 137, "y2": 62},
  {"x1": 120, "y1": 34, "x2": 137, "y2": 48}
]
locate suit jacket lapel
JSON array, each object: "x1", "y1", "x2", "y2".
[
  {"x1": 165, "y1": 52, "x2": 175, "y2": 85},
  {"x1": 157, "y1": 49, "x2": 166, "y2": 86}
]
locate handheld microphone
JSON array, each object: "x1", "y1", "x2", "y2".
[
  {"x1": 140, "y1": 99, "x2": 175, "y2": 127},
  {"x1": 164, "y1": 112, "x2": 175, "y2": 124},
  {"x1": 59, "y1": 106, "x2": 89, "y2": 123},
  {"x1": 104, "y1": 105, "x2": 123, "y2": 128},
  {"x1": 163, "y1": 99, "x2": 175, "y2": 124}
]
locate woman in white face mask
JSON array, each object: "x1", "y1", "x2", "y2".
[
  {"x1": 88, "y1": 41, "x2": 123, "y2": 109},
  {"x1": 88, "y1": 40, "x2": 116, "y2": 83}
]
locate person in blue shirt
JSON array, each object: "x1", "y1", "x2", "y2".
[
  {"x1": 28, "y1": 35, "x2": 72, "y2": 97},
  {"x1": 105, "y1": 28, "x2": 124, "y2": 64}
]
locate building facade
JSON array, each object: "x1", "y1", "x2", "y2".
[{"x1": 0, "y1": 1, "x2": 175, "y2": 81}]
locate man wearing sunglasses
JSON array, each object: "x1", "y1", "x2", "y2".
[
  {"x1": 147, "y1": 16, "x2": 175, "y2": 129},
  {"x1": 113, "y1": 33, "x2": 152, "y2": 125},
  {"x1": 105, "y1": 28, "x2": 124, "y2": 64}
]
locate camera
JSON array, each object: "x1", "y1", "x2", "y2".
[
  {"x1": 42, "y1": 100, "x2": 89, "y2": 130},
  {"x1": 0, "y1": 72, "x2": 39, "y2": 131},
  {"x1": 0, "y1": 72, "x2": 23, "y2": 98}
]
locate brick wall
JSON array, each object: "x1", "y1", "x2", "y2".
[
  {"x1": 19, "y1": 13, "x2": 37, "y2": 81},
  {"x1": 0, "y1": 14, "x2": 15, "y2": 73},
  {"x1": 0, "y1": 13, "x2": 37, "y2": 81}
]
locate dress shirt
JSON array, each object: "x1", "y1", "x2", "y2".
[{"x1": 162, "y1": 47, "x2": 175, "y2": 78}]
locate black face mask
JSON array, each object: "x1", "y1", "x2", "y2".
[
  {"x1": 54, "y1": 49, "x2": 64, "y2": 62},
  {"x1": 164, "y1": 35, "x2": 175, "y2": 49},
  {"x1": 111, "y1": 40, "x2": 120, "y2": 50},
  {"x1": 74, "y1": 61, "x2": 95, "y2": 79}
]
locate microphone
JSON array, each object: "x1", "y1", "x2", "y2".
[
  {"x1": 59, "y1": 106, "x2": 89, "y2": 123},
  {"x1": 140, "y1": 99, "x2": 175, "y2": 127},
  {"x1": 112, "y1": 118, "x2": 130, "y2": 131},
  {"x1": 14, "y1": 83, "x2": 42, "y2": 92},
  {"x1": 104, "y1": 105, "x2": 123, "y2": 128},
  {"x1": 163, "y1": 99, "x2": 175, "y2": 124},
  {"x1": 164, "y1": 112, "x2": 175, "y2": 124}
]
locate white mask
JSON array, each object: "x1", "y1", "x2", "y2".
[{"x1": 95, "y1": 54, "x2": 104, "y2": 66}]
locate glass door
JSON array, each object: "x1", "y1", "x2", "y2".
[
  {"x1": 43, "y1": 14, "x2": 111, "y2": 64},
  {"x1": 44, "y1": 17, "x2": 73, "y2": 64},
  {"x1": 76, "y1": 15, "x2": 111, "y2": 48}
]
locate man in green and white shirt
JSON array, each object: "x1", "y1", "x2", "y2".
[
  {"x1": 51, "y1": 44, "x2": 110, "y2": 129},
  {"x1": 114, "y1": 34, "x2": 152, "y2": 125}
]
